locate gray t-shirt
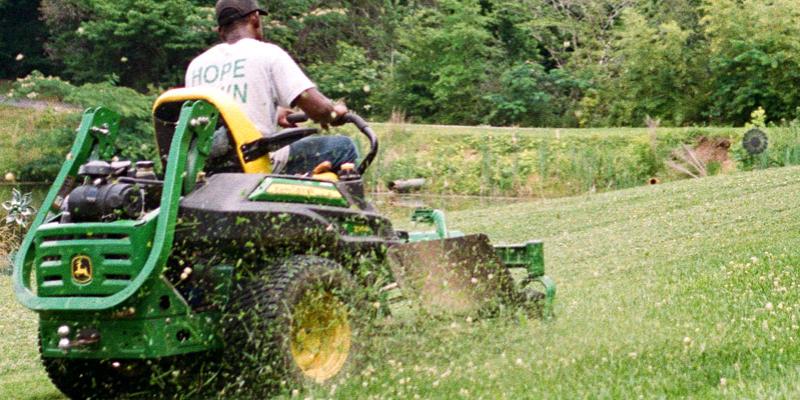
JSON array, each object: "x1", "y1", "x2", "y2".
[{"x1": 185, "y1": 38, "x2": 315, "y2": 136}]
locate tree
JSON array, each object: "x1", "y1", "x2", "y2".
[
  {"x1": 307, "y1": 41, "x2": 379, "y2": 115},
  {"x1": 701, "y1": 0, "x2": 800, "y2": 124},
  {"x1": 41, "y1": 0, "x2": 215, "y2": 90},
  {"x1": 386, "y1": 0, "x2": 500, "y2": 124},
  {"x1": 601, "y1": 9, "x2": 705, "y2": 126},
  {"x1": 0, "y1": 0, "x2": 54, "y2": 79}
]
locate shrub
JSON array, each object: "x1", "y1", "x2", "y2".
[{"x1": 8, "y1": 72, "x2": 156, "y2": 180}]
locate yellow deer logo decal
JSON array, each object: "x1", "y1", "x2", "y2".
[{"x1": 71, "y1": 255, "x2": 93, "y2": 284}]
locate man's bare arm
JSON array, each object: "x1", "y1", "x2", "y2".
[{"x1": 292, "y1": 88, "x2": 348, "y2": 128}]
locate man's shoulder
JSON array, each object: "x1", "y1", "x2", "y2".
[
  {"x1": 239, "y1": 39, "x2": 288, "y2": 56},
  {"x1": 189, "y1": 43, "x2": 223, "y2": 64}
]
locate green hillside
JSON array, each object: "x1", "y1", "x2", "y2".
[{"x1": 3, "y1": 166, "x2": 800, "y2": 398}]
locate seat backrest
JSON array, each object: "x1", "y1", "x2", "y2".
[{"x1": 152, "y1": 88, "x2": 272, "y2": 174}]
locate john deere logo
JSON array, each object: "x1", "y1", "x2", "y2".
[{"x1": 71, "y1": 255, "x2": 93, "y2": 284}]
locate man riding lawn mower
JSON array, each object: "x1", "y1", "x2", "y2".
[{"x1": 11, "y1": 1, "x2": 556, "y2": 397}]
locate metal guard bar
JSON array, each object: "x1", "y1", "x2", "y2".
[{"x1": 14, "y1": 101, "x2": 217, "y2": 311}]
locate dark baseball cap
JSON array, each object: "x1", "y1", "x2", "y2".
[{"x1": 216, "y1": 0, "x2": 268, "y2": 27}]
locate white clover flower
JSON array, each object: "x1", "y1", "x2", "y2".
[
  {"x1": 683, "y1": 336, "x2": 692, "y2": 346},
  {"x1": 363, "y1": 84, "x2": 371, "y2": 93},
  {"x1": 765, "y1": 302, "x2": 774, "y2": 311}
]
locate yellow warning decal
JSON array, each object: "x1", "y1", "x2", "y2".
[
  {"x1": 71, "y1": 255, "x2": 93, "y2": 284},
  {"x1": 266, "y1": 183, "x2": 344, "y2": 200}
]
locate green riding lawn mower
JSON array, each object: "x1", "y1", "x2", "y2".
[{"x1": 12, "y1": 88, "x2": 555, "y2": 398}]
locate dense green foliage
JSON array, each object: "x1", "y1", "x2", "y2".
[
  {"x1": 4, "y1": 0, "x2": 800, "y2": 127},
  {"x1": 0, "y1": 0, "x2": 53, "y2": 78},
  {"x1": 3, "y1": 73, "x2": 157, "y2": 180}
]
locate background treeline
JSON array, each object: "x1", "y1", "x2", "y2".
[{"x1": 2, "y1": 0, "x2": 800, "y2": 128}]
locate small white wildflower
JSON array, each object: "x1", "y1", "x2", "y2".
[
  {"x1": 120, "y1": 56, "x2": 129, "y2": 63},
  {"x1": 751, "y1": 256, "x2": 759, "y2": 263},
  {"x1": 470, "y1": 277, "x2": 479, "y2": 284},
  {"x1": 719, "y1": 377, "x2": 727, "y2": 387},
  {"x1": 765, "y1": 302, "x2": 774, "y2": 311},
  {"x1": 515, "y1": 358, "x2": 524, "y2": 366},
  {"x1": 628, "y1": 352, "x2": 638, "y2": 359},
  {"x1": 4, "y1": 172, "x2": 15, "y2": 182},
  {"x1": 26, "y1": 91, "x2": 38, "y2": 99},
  {"x1": 683, "y1": 336, "x2": 692, "y2": 346},
  {"x1": 363, "y1": 84, "x2": 371, "y2": 93},
  {"x1": 77, "y1": 27, "x2": 85, "y2": 34},
  {"x1": 15, "y1": 53, "x2": 24, "y2": 61}
]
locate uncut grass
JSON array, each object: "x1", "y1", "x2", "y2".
[
  {"x1": 4, "y1": 166, "x2": 800, "y2": 398},
  {"x1": 0, "y1": 105, "x2": 72, "y2": 178}
]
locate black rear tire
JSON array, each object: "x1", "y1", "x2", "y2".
[
  {"x1": 42, "y1": 356, "x2": 152, "y2": 399},
  {"x1": 220, "y1": 255, "x2": 366, "y2": 396},
  {"x1": 42, "y1": 347, "x2": 218, "y2": 399}
]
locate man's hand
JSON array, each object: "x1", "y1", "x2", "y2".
[
  {"x1": 293, "y1": 88, "x2": 349, "y2": 130},
  {"x1": 277, "y1": 107, "x2": 297, "y2": 128},
  {"x1": 324, "y1": 103, "x2": 349, "y2": 130}
]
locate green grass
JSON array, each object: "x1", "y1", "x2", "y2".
[
  {"x1": 5, "y1": 166, "x2": 800, "y2": 398},
  {"x1": 0, "y1": 106, "x2": 74, "y2": 181},
  {"x1": 320, "y1": 165, "x2": 800, "y2": 399}
]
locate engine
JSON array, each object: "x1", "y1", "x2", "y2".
[{"x1": 62, "y1": 160, "x2": 162, "y2": 223}]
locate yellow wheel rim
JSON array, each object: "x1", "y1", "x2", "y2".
[{"x1": 290, "y1": 290, "x2": 352, "y2": 383}]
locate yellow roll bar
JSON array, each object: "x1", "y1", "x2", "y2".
[{"x1": 153, "y1": 88, "x2": 272, "y2": 174}]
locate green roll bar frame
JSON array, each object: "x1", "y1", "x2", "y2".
[{"x1": 14, "y1": 101, "x2": 219, "y2": 312}]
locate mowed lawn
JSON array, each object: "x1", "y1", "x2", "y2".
[
  {"x1": 325, "y1": 166, "x2": 800, "y2": 399},
  {"x1": 4, "y1": 166, "x2": 800, "y2": 398}
]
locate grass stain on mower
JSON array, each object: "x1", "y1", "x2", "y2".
[{"x1": 12, "y1": 88, "x2": 555, "y2": 396}]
